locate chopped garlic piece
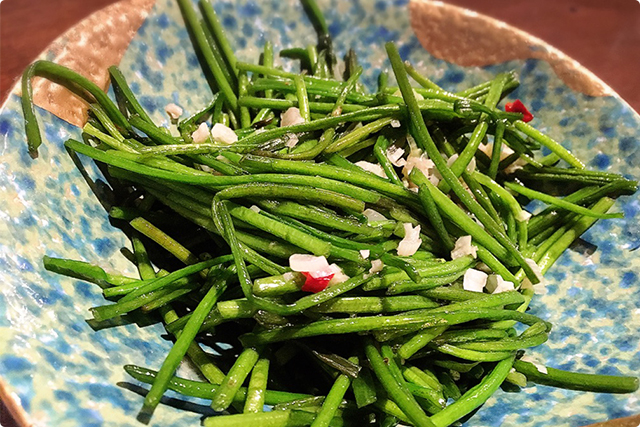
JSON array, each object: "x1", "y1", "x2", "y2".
[
  {"x1": 516, "y1": 210, "x2": 532, "y2": 222},
  {"x1": 191, "y1": 122, "x2": 210, "y2": 143},
  {"x1": 281, "y1": 107, "x2": 305, "y2": 127},
  {"x1": 390, "y1": 119, "x2": 401, "y2": 128},
  {"x1": 479, "y1": 142, "x2": 515, "y2": 161},
  {"x1": 404, "y1": 154, "x2": 439, "y2": 185},
  {"x1": 486, "y1": 275, "x2": 516, "y2": 294},
  {"x1": 463, "y1": 268, "x2": 488, "y2": 292},
  {"x1": 363, "y1": 209, "x2": 386, "y2": 222},
  {"x1": 210, "y1": 123, "x2": 238, "y2": 145},
  {"x1": 467, "y1": 157, "x2": 477, "y2": 173},
  {"x1": 289, "y1": 254, "x2": 329, "y2": 272},
  {"x1": 355, "y1": 161, "x2": 387, "y2": 178},
  {"x1": 386, "y1": 145, "x2": 406, "y2": 167},
  {"x1": 369, "y1": 259, "x2": 384, "y2": 274},
  {"x1": 402, "y1": 153, "x2": 439, "y2": 186},
  {"x1": 406, "y1": 134, "x2": 418, "y2": 150},
  {"x1": 328, "y1": 264, "x2": 349, "y2": 285},
  {"x1": 284, "y1": 133, "x2": 299, "y2": 148},
  {"x1": 505, "y1": 158, "x2": 527, "y2": 174},
  {"x1": 249, "y1": 205, "x2": 261, "y2": 213},
  {"x1": 165, "y1": 103, "x2": 183, "y2": 120},
  {"x1": 479, "y1": 142, "x2": 526, "y2": 174},
  {"x1": 359, "y1": 250, "x2": 370, "y2": 259},
  {"x1": 397, "y1": 223, "x2": 422, "y2": 256},
  {"x1": 446, "y1": 154, "x2": 476, "y2": 174},
  {"x1": 451, "y1": 235, "x2": 477, "y2": 260},
  {"x1": 534, "y1": 363, "x2": 548, "y2": 374},
  {"x1": 521, "y1": 355, "x2": 548, "y2": 374}
]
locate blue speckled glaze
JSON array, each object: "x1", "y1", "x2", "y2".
[{"x1": 1, "y1": 0, "x2": 639, "y2": 426}]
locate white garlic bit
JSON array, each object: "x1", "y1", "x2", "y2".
[
  {"x1": 369, "y1": 259, "x2": 384, "y2": 274},
  {"x1": 363, "y1": 209, "x2": 387, "y2": 222},
  {"x1": 284, "y1": 133, "x2": 299, "y2": 148},
  {"x1": 359, "y1": 250, "x2": 370, "y2": 259},
  {"x1": 397, "y1": 223, "x2": 422, "y2": 256},
  {"x1": 386, "y1": 145, "x2": 406, "y2": 167},
  {"x1": 402, "y1": 149, "x2": 439, "y2": 187},
  {"x1": 281, "y1": 107, "x2": 306, "y2": 127},
  {"x1": 520, "y1": 355, "x2": 548, "y2": 374},
  {"x1": 534, "y1": 363, "x2": 548, "y2": 374},
  {"x1": 479, "y1": 142, "x2": 514, "y2": 161},
  {"x1": 451, "y1": 235, "x2": 477, "y2": 260},
  {"x1": 191, "y1": 122, "x2": 210, "y2": 143},
  {"x1": 165, "y1": 103, "x2": 183, "y2": 120},
  {"x1": 210, "y1": 123, "x2": 238, "y2": 145},
  {"x1": 516, "y1": 210, "x2": 532, "y2": 222},
  {"x1": 289, "y1": 254, "x2": 330, "y2": 273},
  {"x1": 505, "y1": 158, "x2": 527, "y2": 174},
  {"x1": 355, "y1": 161, "x2": 387, "y2": 178},
  {"x1": 462, "y1": 268, "x2": 488, "y2": 293},
  {"x1": 447, "y1": 153, "x2": 476, "y2": 174},
  {"x1": 328, "y1": 264, "x2": 350, "y2": 285},
  {"x1": 485, "y1": 274, "x2": 516, "y2": 294}
]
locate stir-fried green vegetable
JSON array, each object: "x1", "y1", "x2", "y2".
[{"x1": 22, "y1": 0, "x2": 638, "y2": 425}]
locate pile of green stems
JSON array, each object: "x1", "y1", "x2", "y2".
[{"x1": 23, "y1": 0, "x2": 638, "y2": 426}]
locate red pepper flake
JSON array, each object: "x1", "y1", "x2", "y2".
[
  {"x1": 505, "y1": 99, "x2": 534, "y2": 122},
  {"x1": 301, "y1": 271, "x2": 334, "y2": 293}
]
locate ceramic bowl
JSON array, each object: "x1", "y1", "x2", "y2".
[{"x1": 1, "y1": 1, "x2": 639, "y2": 426}]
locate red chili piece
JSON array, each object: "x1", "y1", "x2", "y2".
[
  {"x1": 505, "y1": 99, "x2": 533, "y2": 122},
  {"x1": 301, "y1": 271, "x2": 334, "y2": 293}
]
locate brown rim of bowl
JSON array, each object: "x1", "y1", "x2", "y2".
[
  {"x1": 0, "y1": 377, "x2": 31, "y2": 427},
  {"x1": 408, "y1": 0, "x2": 625, "y2": 102},
  {"x1": 3, "y1": 0, "x2": 155, "y2": 127}
]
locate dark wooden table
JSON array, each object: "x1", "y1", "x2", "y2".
[{"x1": 0, "y1": 1, "x2": 639, "y2": 426}]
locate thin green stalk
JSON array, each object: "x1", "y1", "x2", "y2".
[
  {"x1": 513, "y1": 360, "x2": 638, "y2": 394},
  {"x1": 325, "y1": 117, "x2": 396, "y2": 153},
  {"x1": 140, "y1": 270, "x2": 230, "y2": 419},
  {"x1": 373, "y1": 136, "x2": 403, "y2": 185},
  {"x1": 294, "y1": 75, "x2": 311, "y2": 122},
  {"x1": 504, "y1": 181, "x2": 622, "y2": 219},
  {"x1": 22, "y1": 61, "x2": 130, "y2": 158},
  {"x1": 513, "y1": 120, "x2": 584, "y2": 169},
  {"x1": 211, "y1": 348, "x2": 261, "y2": 411},
  {"x1": 199, "y1": 0, "x2": 238, "y2": 75},
  {"x1": 429, "y1": 356, "x2": 516, "y2": 426},
  {"x1": 240, "y1": 307, "x2": 547, "y2": 346},
  {"x1": 365, "y1": 339, "x2": 436, "y2": 427},
  {"x1": 243, "y1": 358, "x2": 270, "y2": 413},
  {"x1": 310, "y1": 358, "x2": 355, "y2": 427},
  {"x1": 177, "y1": 0, "x2": 238, "y2": 112}
]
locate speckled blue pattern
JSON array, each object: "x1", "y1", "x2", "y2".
[{"x1": 0, "y1": 0, "x2": 639, "y2": 426}]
